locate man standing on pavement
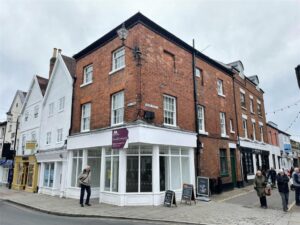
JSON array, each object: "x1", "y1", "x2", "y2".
[
  {"x1": 293, "y1": 167, "x2": 300, "y2": 206},
  {"x1": 277, "y1": 169, "x2": 289, "y2": 212},
  {"x1": 78, "y1": 165, "x2": 92, "y2": 207}
]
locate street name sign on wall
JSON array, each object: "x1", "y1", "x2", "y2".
[{"x1": 112, "y1": 128, "x2": 129, "y2": 149}]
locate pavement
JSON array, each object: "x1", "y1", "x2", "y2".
[{"x1": 0, "y1": 186, "x2": 299, "y2": 225}]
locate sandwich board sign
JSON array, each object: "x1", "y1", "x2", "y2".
[
  {"x1": 181, "y1": 183, "x2": 196, "y2": 205},
  {"x1": 196, "y1": 176, "x2": 211, "y2": 202},
  {"x1": 164, "y1": 190, "x2": 177, "y2": 207}
]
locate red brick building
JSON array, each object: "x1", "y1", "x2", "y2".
[{"x1": 66, "y1": 13, "x2": 269, "y2": 205}]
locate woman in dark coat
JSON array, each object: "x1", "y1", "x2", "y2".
[
  {"x1": 277, "y1": 170, "x2": 289, "y2": 212},
  {"x1": 254, "y1": 170, "x2": 268, "y2": 208}
]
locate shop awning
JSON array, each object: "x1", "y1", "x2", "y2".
[{"x1": 0, "y1": 159, "x2": 13, "y2": 168}]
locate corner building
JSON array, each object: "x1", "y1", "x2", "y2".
[{"x1": 67, "y1": 12, "x2": 245, "y2": 206}]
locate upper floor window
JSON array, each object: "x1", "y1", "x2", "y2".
[
  {"x1": 83, "y1": 65, "x2": 93, "y2": 84},
  {"x1": 25, "y1": 111, "x2": 29, "y2": 122},
  {"x1": 31, "y1": 131, "x2": 36, "y2": 141},
  {"x1": 252, "y1": 122, "x2": 256, "y2": 140},
  {"x1": 49, "y1": 103, "x2": 54, "y2": 116},
  {"x1": 195, "y1": 68, "x2": 202, "y2": 77},
  {"x1": 197, "y1": 105, "x2": 205, "y2": 132},
  {"x1": 217, "y1": 79, "x2": 224, "y2": 96},
  {"x1": 112, "y1": 47, "x2": 125, "y2": 71},
  {"x1": 111, "y1": 91, "x2": 124, "y2": 126},
  {"x1": 230, "y1": 119, "x2": 234, "y2": 133},
  {"x1": 250, "y1": 98, "x2": 254, "y2": 113},
  {"x1": 46, "y1": 132, "x2": 51, "y2": 145},
  {"x1": 8, "y1": 124, "x2": 12, "y2": 132},
  {"x1": 163, "y1": 95, "x2": 176, "y2": 126},
  {"x1": 81, "y1": 103, "x2": 91, "y2": 132},
  {"x1": 240, "y1": 92, "x2": 246, "y2": 108},
  {"x1": 260, "y1": 126, "x2": 264, "y2": 142},
  {"x1": 242, "y1": 118, "x2": 248, "y2": 138},
  {"x1": 257, "y1": 103, "x2": 262, "y2": 116},
  {"x1": 34, "y1": 105, "x2": 39, "y2": 118},
  {"x1": 58, "y1": 97, "x2": 65, "y2": 111},
  {"x1": 57, "y1": 128, "x2": 63, "y2": 143},
  {"x1": 220, "y1": 112, "x2": 226, "y2": 136}
]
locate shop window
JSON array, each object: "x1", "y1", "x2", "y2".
[
  {"x1": 159, "y1": 146, "x2": 190, "y2": 191},
  {"x1": 220, "y1": 149, "x2": 228, "y2": 176},
  {"x1": 244, "y1": 152, "x2": 254, "y2": 174},
  {"x1": 111, "y1": 91, "x2": 124, "y2": 126},
  {"x1": 105, "y1": 148, "x2": 119, "y2": 192},
  {"x1": 16, "y1": 163, "x2": 23, "y2": 185},
  {"x1": 44, "y1": 163, "x2": 54, "y2": 187},
  {"x1": 27, "y1": 164, "x2": 34, "y2": 187},
  {"x1": 71, "y1": 150, "x2": 83, "y2": 187},
  {"x1": 87, "y1": 149, "x2": 101, "y2": 187},
  {"x1": 126, "y1": 145, "x2": 152, "y2": 193}
]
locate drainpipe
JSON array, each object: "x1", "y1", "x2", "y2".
[
  {"x1": 192, "y1": 40, "x2": 201, "y2": 177},
  {"x1": 232, "y1": 75, "x2": 244, "y2": 186}
]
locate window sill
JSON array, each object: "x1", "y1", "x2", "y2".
[
  {"x1": 80, "y1": 129, "x2": 90, "y2": 133},
  {"x1": 250, "y1": 111, "x2": 255, "y2": 115},
  {"x1": 241, "y1": 107, "x2": 247, "y2": 111},
  {"x1": 58, "y1": 109, "x2": 64, "y2": 113},
  {"x1": 80, "y1": 81, "x2": 93, "y2": 88},
  {"x1": 199, "y1": 131, "x2": 209, "y2": 136},
  {"x1": 111, "y1": 122, "x2": 124, "y2": 127},
  {"x1": 230, "y1": 130, "x2": 235, "y2": 134},
  {"x1": 258, "y1": 115, "x2": 263, "y2": 118},
  {"x1": 221, "y1": 134, "x2": 229, "y2": 139},
  {"x1": 109, "y1": 66, "x2": 125, "y2": 75},
  {"x1": 218, "y1": 93, "x2": 226, "y2": 98},
  {"x1": 220, "y1": 173, "x2": 229, "y2": 177},
  {"x1": 163, "y1": 123, "x2": 177, "y2": 128}
]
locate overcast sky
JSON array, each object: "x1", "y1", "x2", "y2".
[{"x1": 0, "y1": 0, "x2": 299, "y2": 141}]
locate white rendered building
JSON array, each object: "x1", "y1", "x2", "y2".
[{"x1": 36, "y1": 51, "x2": 75, "y2": 197}]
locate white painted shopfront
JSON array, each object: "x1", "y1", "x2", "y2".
[{"x1": 67, "y1": 123, "x2": 196, "y2": 206}]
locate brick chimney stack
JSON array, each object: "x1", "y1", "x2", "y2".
[{"x1": 49, "y1": 48, "x2": 58, "y2": 78}]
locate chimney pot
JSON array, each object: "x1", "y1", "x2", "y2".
[
  {"x1": 52, "y1": 48, "x2": 58, "y2": 58},
  {"x1": 58, "y1": 49, "x2": 62, "y2": 54}
]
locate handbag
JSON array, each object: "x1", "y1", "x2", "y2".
[{"x1": 265, "y1": 184, "x2": 271, "y2": 196}]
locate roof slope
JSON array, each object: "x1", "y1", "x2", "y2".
[
  {"x1": 73, "y1": 12, "x2": 233, "y2": 75},
  {"x1": 7, "y1": 90, "x2": 27, "y2": 114},
  {"x1": 36, "y1": 75, "x2": 49, "y2": 96},
  {"x1": 61, "y1": 55, "x2": 76, "y2": 78}
]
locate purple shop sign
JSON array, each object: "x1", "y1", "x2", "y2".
[{"x1": 112, "y1": 128, "x2": 129, "y2": 149}]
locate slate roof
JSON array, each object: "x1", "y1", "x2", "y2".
[
  {"x1": 36, "y1": 75, "x2": 49, "y2": 96},
  {"x1": 73, "y1": 12, "x2": 233, "y2": 76},
  {"x1": 61, "y1": 55, "x2": 76, "y2": 78}
]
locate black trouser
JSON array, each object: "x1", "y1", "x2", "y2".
[
  {"x1": 80, "y1": 184, "x2": 91, "y2": 205},
  {"x1": 279, "y1": 192, "x2": 289, "y2": 210},
  {"x1": 259, "y1": 196, "x2": 267, "y2": 207},
  {"x1": 295, "y1": 186, "x2": 300, "y2": 205}
]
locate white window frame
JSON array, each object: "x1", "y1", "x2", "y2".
[
  {"x1": 104, "y1": 149, "x2": 119, "y2": 192},
  {"x1": 43, "y1": 163, "x2": 55, "y2": 188},
  {"x1": 163, "y1": 95, "x2": 177, "y2": 127},
  {"x1": 111, "y1": 47, "x2": 125, "y2": 72},
  {"x1": 252, "y1": 122, "x2": 256, "y2": 140},
  {"x1": 257, "y1": 103, "x2": 262, "y2": 116},
  {"x1": 197, "y1": 105, "x2": 206, "y2": 134},
  {"x1": 31, "y1": 131, "x2": 36, "y2": 141},
  {"x1": 111, "y1": 91, "x2": 124, "y2": 126},
  {"x1": 242, "y1": 119, "x2": 248, "y2": 138},
  {"x1": 220, "y1": 112, "x2": 227, "y2": 137},
  {"x1": 217, "y1": 79, "x2": 224, "y2": 96},
  {"x1": 46, "y1": 132, "x2": 51, "y2": 145},
  {"x1": 240, "y1": 92, "x2": 246, "y2": 108},
  {"x1": 250, "y1": 98, "x2": 254, "y2": 113},
  {"x1": 260, "y1": 125, "x2": 264, "y2": 142},
  {"x1": 195, "y1": 68, "x2": 201, "y2": 77},
  {"x1": 83, "y1": 64, "x2": 93, "y2": 85},
  {"x1": 57, "y1": 128, "x2": 63, "y2": 143},
  {"x1": 81, "y1": 103, "x2": 91, "y2": 132},
  {"x1": 49, "y1": 103, "x2": 54, "y2": 116},
  {"x1": 58, "y1": 97, "x2": 65, "y2": 112},
  {"x1": 34, "y1": 105, "x2": 39, "y2": 118},
  {"x1": 230, "y1": 119, "x2": 235, "y2": 133}
]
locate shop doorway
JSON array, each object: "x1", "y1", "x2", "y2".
[{"x1": 230, "y1": 149, "x2": 237, "y2": 187}]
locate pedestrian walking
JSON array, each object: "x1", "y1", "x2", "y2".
[
  {"x1": 254, "y1": 170, "x2": 268, "y2": 208},
  {"x1": 277, "y1": 169, "x2": 289, "y2": 212},
  {"x1": 293, "y1": 167, "x2": 300, "y2": 206},
  {"x1": 267, "y1": 167, "x2": 277, "y2": 188},
  {"x1": 78, "y1": 165, "x2": 91, "y2": 207}
]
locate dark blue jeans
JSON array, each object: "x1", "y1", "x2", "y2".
[{"x1": 80, "y1": 184, "x2": 91, "y2": 205}]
